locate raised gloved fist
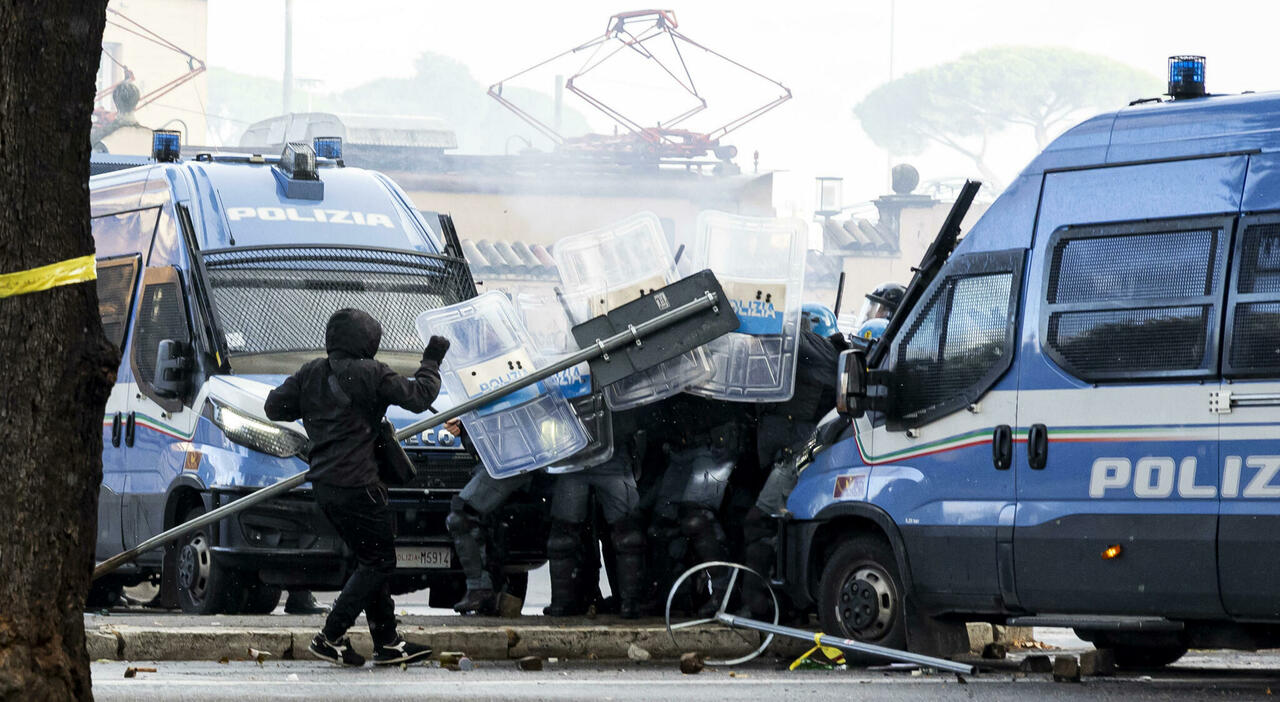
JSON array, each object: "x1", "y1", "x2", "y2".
[{"x1": 423, "y1": 335, "x2": 451, "y2": 363}]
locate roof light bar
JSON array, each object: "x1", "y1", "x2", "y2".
[
  {"x1": 313, "y1": 136, "x2": 342, "y2": 159},
  {"x1": 152, "y1": 129, "x2": 181, "y2": 162}
]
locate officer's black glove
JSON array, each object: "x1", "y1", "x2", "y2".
[{"x1": 423, "y1": 335, "x2": 451, "y2": 363}]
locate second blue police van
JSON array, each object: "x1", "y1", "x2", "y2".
[
  {"x1": 89, "y1": 138, "x2": 546, "y2": 613},
  {"x1": 783, "y1": 71, "x2": 1280, "y2": 667}
]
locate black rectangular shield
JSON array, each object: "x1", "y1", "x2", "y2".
[{"x1": 571, "y1": 269, "x2": 740, "y2": 388}]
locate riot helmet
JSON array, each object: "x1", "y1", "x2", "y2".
[
  {"x1": 856, "y1": 317, "x2": 889, "y2": 342},
  {"x1": 801, "y1": 303, "x2": 839, "y2": 339},
  {"x1": 857, "y1": 282, "x2": 905, "y2": 325}
]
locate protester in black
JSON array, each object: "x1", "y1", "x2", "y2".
[{"x1": 265, "y1": 307, "x2": 448, "y2": 667}]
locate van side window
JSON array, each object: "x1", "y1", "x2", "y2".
[
  {"x1": 891, "y1": 249, "x2": 1023, "y2": 428},
  {"x1": 131, "y1": 268, "x2": 192, "y2": 399},
  {"x1": 94, "y1": 255, "x2": 140, "y2": 353},
  {"x1": 1224, "y1": 214, "x2": 1280, "y2": 376},
  {"x1": 1041, "y1": 217, "x2": 1231, "y2": 382}
]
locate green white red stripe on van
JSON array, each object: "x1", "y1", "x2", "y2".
[
  {"x1": 854, "y1": 423, "x2": 1219, "y2": 466},
  {"x1": 100, "y1": 411, "x2": 197, "y2": 441}
]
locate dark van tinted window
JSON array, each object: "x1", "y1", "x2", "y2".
[
  {"x1": 132, "y1": 272, "x2": 190, "y2": 388},
  {"x1": 890, "y1": 249, "x2": 1023, "y2": 428},
  {"x1": 95, "y1": 256, "x2": 140, "y2": 352},
  {"x1": 1042, "y1": 217, "x2": 1230, "y2": 382}
]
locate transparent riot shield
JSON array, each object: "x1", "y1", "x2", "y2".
[
  {"x1": 553, "y1": 212, "x2": 712, "y2": 410},
  {"x1": 515, "y1": 292, "x2": 614, "y2": 474},
  {"x1": 686, "y1": 211, "x2": 806, "y2": 402},
  {"x1": 416, "y1": 291, "x2": 588, "y2": 478}
]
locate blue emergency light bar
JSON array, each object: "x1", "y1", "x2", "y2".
[
  {"x1": 152, "y1": 129, "x2": 181, "y2": 162},
  {"x1": 1168, "y1": 55, "x2": 1206, "y2": 99},
  {"x1": 313, "y1": 136, "x2": 342, "y2": 159},
  {"x1": 272, "y1": 142, "x2": 324, "y2": 200}
]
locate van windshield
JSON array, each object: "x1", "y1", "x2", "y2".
[{"x1": 201, "y1": 245, "x2": 474, "y2": 375}]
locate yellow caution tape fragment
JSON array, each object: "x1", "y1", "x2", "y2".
[{"x1": 0, "y1": 254, "x2": 96, "y2": 299}]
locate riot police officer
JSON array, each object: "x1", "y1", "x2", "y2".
[
  {"x1": 444, "y1": 418, "x2": 535, "y2": 615},
  {"x1": 857, "y1": 282, "x2": 905, "y2": 326}
]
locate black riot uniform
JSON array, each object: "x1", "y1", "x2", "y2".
[
  {"x1": 445, "y1": 425, "x2": 535, "y2": 615},
  {"x1": 742, "y1": 330, "x2": 840, "y2": 613},
  {"x1": 649, "y1": 394, "x2": 754, "y2": 604}
]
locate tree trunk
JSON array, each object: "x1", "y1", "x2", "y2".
[{"x1": 0, "y1": 2, "x2": 112, "y2": 701}]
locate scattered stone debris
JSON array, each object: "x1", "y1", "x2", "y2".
[
  {"x1": 627, "y1": 644, "x2": 651, "y2": 662},
  {"x1": 248, "y1": 647, "x2": 272, "y2": 665},
  {"x1": 217, "y1": 656, "x2": 229, "y2": 665},
  {"x1": 516, "y1": 656, "x2": 544, "y2": 671},
  {"x1": 438, "y1": 652, "x2": 467, "y2": 665},
  {"x1": 1079, "y1": 649, "x2": 1115, "y2": 677},
  {"x1": 505, "y1": 629, "x2": 520, "y2": 648},
  {"x1": 981, "y1": 642, "x2": 1008, "y2": 660},
  {"x1": 123, "y1": 666, "x2": 156, "y2": 678},
  {"x1": 1052, "y1": 655, "x2": 1081, "y2": 683},
  {"x1": 679, "y1": 652, "x2": 704, "y2": 675},
  {"x1": 1019, "y1": 654, "x2": 1053, "y2": 673}
]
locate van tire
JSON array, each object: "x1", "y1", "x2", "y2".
[
  {"x1": 173, "y1": 503, "x2": 240, "y2": 614},
  {"x1": 817, "y1": 535, "x2": 908, "y2": 657},
  {"x1": 1113, "y1": 644, "x2": 1188, "y2": 669}
]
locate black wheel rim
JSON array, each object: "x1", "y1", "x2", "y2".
[{"x1": 836, "y1": 565, "x2": 895, "y2": 640}]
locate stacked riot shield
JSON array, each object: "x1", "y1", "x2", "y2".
[
  {"x1": 553, "y1": 212, "x2": 713, "y2": 410},
  {"x1": 416, "y1": 291, "x2": 588, "y2": 478},
  {"x1": 514, "y1": 292, "x2": 614, "y2": 474},
  {"x1": 686, "y1": 211, "x2": 806, "y2": 402}
]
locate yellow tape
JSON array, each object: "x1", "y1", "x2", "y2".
[
  {"x1": 0, "y1": 254, "x2": 96, "y2": 299},
  {"x1": 789, "y1": 633, "x2": 845, "y2": 670}
]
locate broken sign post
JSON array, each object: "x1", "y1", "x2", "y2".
[{"x1": 93, "y1": 270, "x2": 738, "y2": 580}]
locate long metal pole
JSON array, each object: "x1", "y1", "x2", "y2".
[
  {"x1": 714, "y1": 612, "x2": 974, "y2": 675},
  {"x1": 93, "y1": 291, "x2": 720, "y2": 580}
]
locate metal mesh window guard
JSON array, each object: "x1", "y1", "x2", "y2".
[
  {"x1": 133, "y1": 281, "x2": 190, "y2": 383},
  {"x1": 1228, "y1": 221, "x2": 1280, "y2": 374},
  {"x1": 896, "y1": 272, "x2": 1012, "y2": 421},
  {"x1": 1043, "y1": 220, "x2": 1227, "y2": 381},
  {"x1": 202, "y1": 246, "x2": 476, "y2": 358}
]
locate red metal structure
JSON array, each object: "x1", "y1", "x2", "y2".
[
  {"x1": 488, "y1": 9, "x2": 791, "y2": 161},
  {"x1": 93, "y1": 8, "x2": 207, "y2": 129}
]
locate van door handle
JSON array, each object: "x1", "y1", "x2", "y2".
[
  {"x1": 992, "y1": 425, "x2": 1012, "y2": 470},
  {"x1": 111, "y1": 412, "x2": 122, "y2": 448},
  {"x1": 1027, "y1": 423, "x2": 1048, "y2": 470},
  {"x1": 125, "y1": 412, "x2": 136, "y2": 448}
]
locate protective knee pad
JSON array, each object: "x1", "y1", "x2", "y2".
[
  {"x1": 611, "y1": 516, "x2": 646, "y2": 556},
  {"x1": 678, "y1": 506, "x2": 715, "y2": 539},
  {"x1": 547, "y1": 521, "x2": 583, "y2": 561},
  {"x1": 446, "y1": 496, "x2": 479, "y2": 536}
]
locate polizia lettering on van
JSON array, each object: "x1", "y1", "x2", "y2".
[
  {"x1": 225, "y1": 206, "x2": 396, "y2": 228},
  {"x1": 1089, "y1": 455, "x2": 1280, "y2": 499}
]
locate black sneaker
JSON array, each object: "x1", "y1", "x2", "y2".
[
  {"x1": 372, "y1": 636, "x2": 433, "y2": 666},
  {"x1": 308, "y1": 634, "x2": 365, "y2": 667}
]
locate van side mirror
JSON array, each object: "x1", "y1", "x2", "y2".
[
  {"x1": 835, "y1": 348, "x2": 867, "y2": 418},
  {"x1": 154, "y1": 339, "x2": 194, "y2": 400}
]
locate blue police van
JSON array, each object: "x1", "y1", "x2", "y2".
[
  {"x1": 786, "y1": 61, "x2": 1280, "y2": 667},
  {"x1": 88, "y1": 135, "x2": 545, "y2": 613}
]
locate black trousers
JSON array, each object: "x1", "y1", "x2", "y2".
[{"x1": 315, "y1": 482, "x2": 397, "y2": 646}]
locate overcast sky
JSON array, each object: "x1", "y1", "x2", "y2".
[{"x1": 206, "y1": 0, "x2": 1280, "y2": 215}]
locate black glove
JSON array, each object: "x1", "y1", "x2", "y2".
[{"x1": 423, "y1": 335, "x2": 450, "y2": 363}]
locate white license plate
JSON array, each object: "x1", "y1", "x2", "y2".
[{"x1": 395, "y1": 546, "x2": 452, "y2": 569}]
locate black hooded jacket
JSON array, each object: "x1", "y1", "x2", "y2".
[{"x1": 265, "y1": 308, "x2": 444, "y2": 487}]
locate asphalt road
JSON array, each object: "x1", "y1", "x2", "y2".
[{"x1": 91, "y1": 658, "x2": 1280, "y2": 701}]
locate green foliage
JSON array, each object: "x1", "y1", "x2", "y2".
[
  {"x1": 208, "y1": 52, "x2": 592, "y2": 153},
  {"x1": 854, "y1": 47, "x2": 1162, "y2": 183}
]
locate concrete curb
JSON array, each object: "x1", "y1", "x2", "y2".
[{"x1": 86, "y1": 624, "x2": 788, "y2": 663}]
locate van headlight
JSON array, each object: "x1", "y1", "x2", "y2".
[{"x1": 213, "y1": 404, "x2": 309, "y2": 458}]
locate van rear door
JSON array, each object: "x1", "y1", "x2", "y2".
[{"x1": 1012, "y1": 156, "x2": 1244, "y2": 617}]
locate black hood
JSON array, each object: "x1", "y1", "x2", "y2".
[{"x1": 325, "y1": 308, "x2": 382, "y2": 360}]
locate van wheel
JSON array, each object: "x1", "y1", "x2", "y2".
[
  {"x1": 174, "y1": 504, "x2": 239, "y2": 614},
  {"x1": 1113, "y1": 644, "x2": 1188, "y2": 669},
  {"x1": 818, "y1": 535, "x2": 908, "y2": 656}
]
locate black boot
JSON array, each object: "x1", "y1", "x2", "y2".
[
  {"x1": 285, "y1": 590, "x2": 329, "y2": 615},
  {"x1": 611, "y1": 515, "x2": 647, "y2": 620},
  {"x1": 545, "y1": 521, "x2": 587, "y2": 617},
  {"x1": 452, "y1": 587, "x2": 497, "y2": 615}
]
